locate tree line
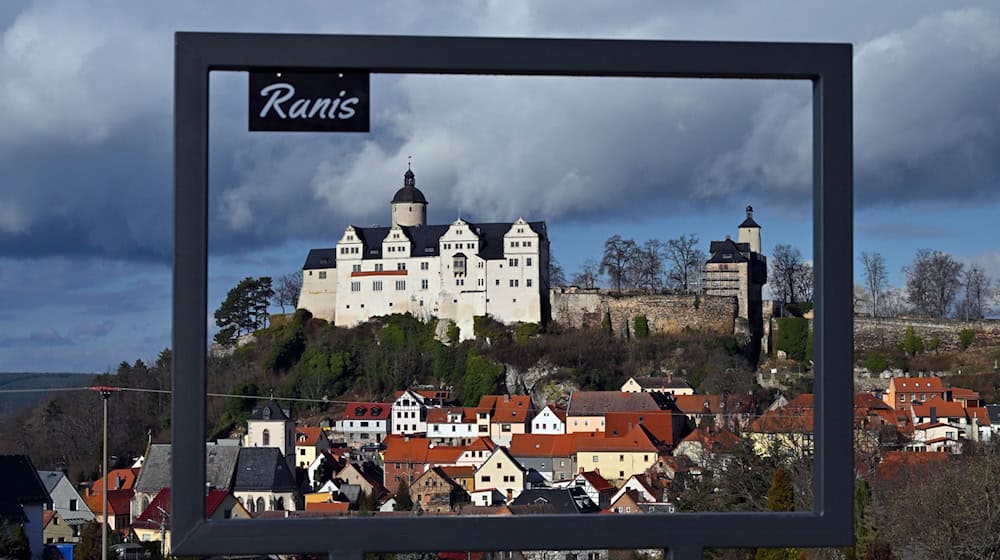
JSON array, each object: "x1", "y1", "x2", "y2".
[{"x1": 858, "y1": 249, "x2": 996, "y2": 320}]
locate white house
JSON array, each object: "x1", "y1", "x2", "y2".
[
  {"x1": 620, "y1": 376, "x2": 694, "y2": 396},
  {"x1": 297, "y1": 167, "x2": 551, "y2": 339},
  {"x1": 427, "y1": 407, "x2": 478, "y2": 446},
  {"x1": 38, "y1": 471, "x2": 93, "y2": 541},
  {"x1": 531, "y1": 405, "x2": 567, "y2": 434},
  {"x1": 391, "y1": 390, "x2": 436, "y2": 436},
  {"x1": 334, "y1": 402, "x2": 392, "y2": 446}
]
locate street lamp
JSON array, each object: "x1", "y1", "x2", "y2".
[{"x1": 89, "y1": 386, "x2": 120, "y2": 560}]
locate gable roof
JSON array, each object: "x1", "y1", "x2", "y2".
[
  {"x1": 427, "y1": 407, "x2": 475, "y2": 424},
  {"x1": 575, "y1": 426, "x2": 659, "y2": 453},
  {"x1": 0, "y1": 455, "x2": 51, "y2": 513},
  {"x1": 746, "y1": 408, "x2": 814, "y2": 434},
  {"x1": 707, "y1": 238, "x2": 750, "y2": 263},
  {"x1": 890, "y1": 377, "x2": 945, "y2": 393},
  {"x1": 910, "y1": 401, "x2": 968, "y2": 420},
  {"x1": 341, "y1": 402, "x2": 392, "y2": 421},
  {"x1": 476, "y1": 395, "x2": 533, "y2": 423},
  {"x1": 296, "y1": 427, "x2": 326, "y2": 447},
  {"x1": 132, "y1": 488, "x2": 234, "y2": 530},
  {"x1": 537, "y1": 404, "x2": 567, "y2": 422},
  {"x1": 876, "y1": 450, "x2": 949, "y2": 481},
  {"x1": 89, "y1": 468, "x2": 140, "y2": 495},
  {"x1": 477, "y1": 447, "x2": 526, "y2": 474},
  {"x1": 508, "y1": 434, "x2": 578, "y2": 458},
  {"x1": 249, "y1": 400, "x2": 291, "y2": 421},
  {"x1": 413, "y1": 467, "x2": 463, "y2": 492},
  {"x1": 678, "y1": 427, "x2": 741, "y2": 453},
  {"x1": 303, "y1": 248, "x2": 338, "y2": 270},
  {"x1": 134, "y1": 444, "x2": 241, "y2": 494},
  {"x1": 509, "y1": 487, "x2": 600, "y2": 514},
  {"x1": 338, "y1": 221, "x2": 548, "y2": 262},
  {"x1": 567, "y1": 391, "x2": 662, "y2": 416},
  {"x1": 83, "y1": 488, "x2": 132, "y2": 518},
  {"x1": 604, "y1": 411, "x2": 678, "y2": 447},
  {"x1": 577, "y1": 471, "x2": 615, "y2": 493},
  {"x1": 439, "y1": 466, "x2": 476, "y2": 480},
  {"x1": 383, "y1": 436, "x2": 431, "y2": 463},
  {"x1": 233, "y1": 448, "x2": 298, "y2": 492}
]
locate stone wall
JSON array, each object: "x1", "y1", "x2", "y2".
[
  {"x1": 853, "y1": 316, "x2": 1000, "y2": 352},
  {"x1": 550, "y1": 287, "x2": 737, "y2": 336}
]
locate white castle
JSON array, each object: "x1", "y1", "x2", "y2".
[{"x1": 296, "y1": 166, "x2": 551, "y2": 338}]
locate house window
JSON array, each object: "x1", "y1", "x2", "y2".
[
  {"x1": 619, "y1": 471, "x2": 625, "y2": 478},
  {"x1": 526, "y1": 257, "x2": 533, "y2": 266},
  {"x1": 481, "y1": 475, "x2": 491, "y2": 483},
  {"x1": 375, "y1": 263, "x2": 384, "y2": 271},
  {"x1": 299, "y1": 449, "x2": 306, "y2": 455},
  {"x1": 396, "y1": 280, "x2": 406, "y2": 290},
  {"x1": 509, "y1": 258, "x2": 519, "y2": 267},
  {"x1": 373, "y1": 281, "x2": 383, "y2": 291},
  {"x1": 479, "y1": 425, "x2": 488, "y2": 433},
  {"x1": 899, "y1": 395, "x2": 905, "y2": 402},
  {"x1": 69, "y1": 499, "x2": 78, "y2": 511},
  {"x1": 318, "y1": 271, "x2": 327, "y2": 279},
  {"x1": 509, "y1": 279, "x2": 519, "y2": 288},
  {"x1": 496, "y1": 279, "x2": 501, "y2": 286},
  {"x1": 351, "y1": 281, "x2": 361, "y2": 292},
  {"x1": 619, "y1": 454, "x2": 625, "y2": 462},
  {"x1": 421, "y1": 262, "x2": 429, "y2": 270},
  {"x1": 352, "y1": 264, "x2": 361, "y2": 272},
  {"x1": 526, "y1": 279, "x2": 533, "y2": 287},
  {"x1": 457, "y1": 278, "x2": 465, "y2": 286},
  {"x1": 593, "y1": 456, "x2": 599, "y2": 462}
]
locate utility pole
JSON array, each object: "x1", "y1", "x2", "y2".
[{"x1": 90, "y1": 386, "x2": 120, "y2": 560}]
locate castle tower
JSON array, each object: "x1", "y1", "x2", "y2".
[
  {"x1": 391, "y1": 165, "x2": 428, "y2": 227},
  {"x1": 737, "y1": 205, "x2": 761, "y2": 254}
]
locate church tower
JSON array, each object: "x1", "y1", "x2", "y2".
[
  {"x1": 737, "y1": 205, "x2": 761, "y2": 254},
  {"x1": 391, "y1": 165, "x2": 428, "y2": 227}
]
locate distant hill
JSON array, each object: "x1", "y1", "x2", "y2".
[{"x1": 0, "y1": 372, "x2": 96, "y2": 417}]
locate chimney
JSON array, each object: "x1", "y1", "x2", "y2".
[
  {"x1": 594, "y1": 468, "x2": 600, "y2": 476},
  {"x1": 579, "y1": 467, "x2": 584, "y2": 474},
  {"x1": 930, "y1": 407, "x2": 937, "y2": 423},
  {"x1": 725, "y1": 234, "x2": 731, "y2": 240}
]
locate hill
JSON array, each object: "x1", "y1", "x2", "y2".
[{"x1": 0, "y1": 372, "x2": 96, "y2": 417}]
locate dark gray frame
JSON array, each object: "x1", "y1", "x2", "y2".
[{"x1": 173, "y1": 33, "x2": 853, "y2": 560}]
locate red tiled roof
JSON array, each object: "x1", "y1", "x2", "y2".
[
  {"x1": 575, "y1": 426, "x2": 659, "y2": 453},
  {"x1": 891, "y1": 377, "x2": 945, "y2": 392},
  {"x1": 464, "y1": 437, "x2": 497, "y2": 452},
  {"x1": 296, "y1": 427, "x2": 325, "y2": 446},
  {"x1": 383, "y1": 436, "x2": 431, "y2": 463},
  {"x1": 132, "y1": 488, "x2": 233, "y2": 530},
  {"x1": 605, "y1": 411, "x2": 677, "y2": 446},
  {"x1": 305, "y1": 501, "x2": 351, "y2": 513},
  {"x1": 476, "y1": 395, "x2": 533, "y2": 423},
  {"x1": 439, "y1": 466, "x2": 475, "y2": 479},
  {"x1": 747, "y1": 409, "x2": 814, "y2": 433},
  {"x1": 923, "y1": 437, "x2": 959, "y2": 445},
  {"x1": 968, "y1": 407, "x2": 991, "y2": 426},
  {"x1": 427, "y1": 407, "x2": 472, "y2": 424},
  {"x1": 43, "y1": 511, "x2": 56, "y2": 527},
  {"x1": 911, "y1": 401, "x2": 967, "y2": 419},
  {"x1": 508, "y1": 434, "x2": 577, "y2": 457},
  {"x1": 672, "y1": 395, "x2": 722, "y2": 414},
  {"x1": 341, "y1": 402, "x2": 392, "y2": 420},
  {"x1": 913, "y1": 422, "x2": 952, "y2": 431},
  {"x1": 950, "y1": 387, "x2": 980, "y2": 400},
  {"x1": 679, "y1": 426, "x2": 740, "y2": 452},
  {"x1": 578, "y1": 470, "x2": 615, "y2": 493},
  {"x1": 89, "y1": 467, "x2": 140, "y2": 495},
  {"x1": 83, "y1": 488, "x2": 132, "y2": 517},
  {"x1": 426, "y1": 446, "x2": 465, "y2": 465}
]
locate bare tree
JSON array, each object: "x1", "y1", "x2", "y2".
[
  {"x1": 600, "y1": 235, "x2": 638, "y2": 292},
  {"x1": 274, "y1": 272, "x2": 303, "y2": 314},
  {"x1": 629, "y1": 239, "x2": 666, "y2": 293},
  {"x1": 665, "y1": 234, "x2": 706, "y2": 294},
  {"x1": 793, "y1": 262, "x2": 814, "y2": 303},
  {"x1": 854, "y1": 284, "x2": 873, "y2": 316},
  {"x1": 770, "y1": 244, "x2": 807, "y2": 303},
  {"x1": 903, "y1": 249, "x2": 964, "y2": 318},
  {"x1": 956, "y1": 264, "x2": 992, "y2": 320},
  {"x1": 881, "y1": 288, "x2": 907, "y2": 318},
  {"x1": 548, "y1": 255, "x2": 567, "y2": 287},
  {"x1": 571, "y1": 259, "x2": 600, "y2": 289},
  {"x1": 860, "y1": 252, "x2": 888, "y2": 317}
]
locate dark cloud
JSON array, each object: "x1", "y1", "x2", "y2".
[
  {"x1": 70, "y1": 319, "x2": 115, "y2": 339},
  {"x1": 857, "y1": 222, "x2": 956, "y2": 239}
]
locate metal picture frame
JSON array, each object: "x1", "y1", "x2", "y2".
[{"x1": 173, "y1": 32, "x2": 853, "y2": 560}]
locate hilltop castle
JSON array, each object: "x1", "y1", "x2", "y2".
[{"x1": 296, "y1": 167, "x2": 551, "y2": 338}]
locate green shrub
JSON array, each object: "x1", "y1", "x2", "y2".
[
  {"x1": 264, "y1": 322, "x2": 306, "y2": 371},
  {"x1": 515, "y1": 322, "x2": 541, "y2": 343},
  {"x1": 446, "y1": 321, "x2": 460, "y2": 344},
  {"x1": 865, "y1": 352, "x2": 888, "y2": 374},
  {"x1": 927, "y1": 337, "x2": 941, "y2": 354},
  {"x1": 902, "y1": 326, "x2": 924, "y2": 357},
  {"x1": 959, "y1": 328, "x2": 975, "y2": 351},
  {"x1": 601, "y1": 311, "x2": 612, "y2": 336},
  {"x1": 461, "y1": 352, "x2": 504, "y2": 405},
  {"x1": 473, "y1": 315, "x2": 509, "y2": 342},
  {"x1": 633, "y1": 315, "x2": 650, "y2": 338},
  {"x1": 776, "y1": 317, "x2": 809, "y2": 362}
]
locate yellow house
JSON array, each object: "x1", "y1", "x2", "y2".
[
  {"x1": 744, "y1": 407, "x2": 814, "y2": 458},
  {"x1": 132, "y1": 488, "x2": 250, "y2": 555},
  {"x1": 474, "y1": 447, "x2": 526, "y2": 503},
  {"x1": 43, "y1": 511, "x2": 75, "y2": 545},
  {"x1": 295, "y1": 427, "x2": 330, "y2": 470},
  {"x1": 574, "y1": 426, "x2": 659, "y2": 484}
]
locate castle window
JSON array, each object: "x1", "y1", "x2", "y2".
[
  {"x1": 396, "y1": 280, "x2": 406, "y2": 290},
  {"x1": 318, "y1": 271, "x2": 327, "y2": 279},
  {"x1": 263, "y1": 429, "x2": 270, "y2": 446},
  {"x1": 509, "y1": 279, "x2": 519, "y2": 288},
  {"x1": 308, "y1": 271, "x2": 312, "y2": 276},
  {"x1": 444, "y1": 243, "x2": 451, "y2": 250},
  {"x1": 527, "y1": 279, "x2": 533, "y2": 287},
  {"x1": 352, "y1": 264, "x2": 361, "y2": 272},
  {"x1": 517, "y1": 228, "x2": 524, "y2": 233},
  {"x1": 512, "y1": 241, "x2": 520, "y2": 248},
  {"x1": 351, "y1": 282, "x2": 361, "y2": 292},
  {"x1": 496, "y1": 279, "x2": 501, "y2": 286},
  {"x1": 453, "y1": 254, "x2": 467, "y2": 274},
  {"x1": 525, "y1": 241, "x2": 532, "y2": 247},
  {"x1": 478, "y1": 279, "x2": 484, "y2": 286},
  {"x1": 375, "y1": 263, "x2": 384, "y2": 271},
  {"x1": 398, "y1": 263, "x2": 406, "y2": 271},
  {"x1": 456, "y1": 278, "x2": 464, "y2": 286},
  {"x1": 421, "y1": 279, "x2": 429, "y2": 290},
  {"x1": 478, "y1": 262, "x2": 484, "y2": 268},
  {"x1": 421, "y1": 262, "x2": 429, "y2": 270},
  {"x1": 373, "y1": 281, "x2": 383, "y2": 291},
  {"x1": 508, "y1": 258, "x2": 519, "y2": 267}
]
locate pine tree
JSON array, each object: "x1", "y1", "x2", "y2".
[
  {"x1": 394, "y1": 479, "x2": 414, "y2": 512},
  {"x1": 0, "y1": 522, "x2": 30, "y2": 560},
  {"x1": 755, "y1": 468, "x2": 798, "y2": 560},
  {"x1": 601, "y1": 311, "x2": 613, "y2": 337}
]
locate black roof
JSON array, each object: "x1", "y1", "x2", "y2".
[
  {"x1": 391, "y1": 169, "x2": 428, "y2": 204},
  {"x1": 249, "y1": 400, "x2": 291, "y2": 421},
  {"x1": 707, "y1": 238, "x2": 750, "y2": 263},
  {"x1": 986, "y1": 404, "x2": 1000, "y2": 424},
  {"x1": 509, "y1": 487, "x2": 600, "y2": 514},
  {"x1": 303, "y1": 248, "x2": 337, "y2": 270},
  {"x1": 302, "y1": 220, "x2": 547, "y2": 268},
  {"x1": 0, "y1": 455, "x2": 50, "y2": 522},
  {"x1": 738, "y1": 216, "x2": 760, "y2": 228},
  {"x1": 233, "y1": 448, "x2": 298, "y2": 492}
]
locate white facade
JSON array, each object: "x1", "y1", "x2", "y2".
[
  {"x1": 427, "y1": 409, "x2": 478, "y2": 445},
  {"x1": 244, "y1": 401, "x2": 296, "y2": 472},
  {"x1": 333, "y1": 402, "x2": 391, "y2": 446},
  {"x1": 392, "y1": 390, "x2": 430, "y2": 435},
  {"x1": 298, "y1": 168, "x2": 549, "y2": 339},
  {"x1": 531, "y1": 405, "x2": 566, "y2": 434}
]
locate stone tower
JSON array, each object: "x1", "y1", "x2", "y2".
[{"x1": 391, "y1": 165, "x2": 428, "y2": 227}]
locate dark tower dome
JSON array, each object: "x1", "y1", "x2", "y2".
[
  {"x1": 739, "y1": 204, "x2": 760, "y2": 228},
  {"x1": 392, "y1": 168, "x2": 428, "y2": 204}
]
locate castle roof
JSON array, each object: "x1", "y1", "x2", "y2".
[
  {"x1": 391, "y1": 169, "x2": 428, "y2": 204},
  {"x1": 739, "y1": 205, "x2": 760, "y2": 228},
  {"x1": 707, "y1": 238, "x2": 750, "y2": 263},
  {"x1": 303, "y1": 248, "x2": 338, "y2": 270}
]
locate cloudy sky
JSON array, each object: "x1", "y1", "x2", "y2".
[{"x1": 1, "y1": 1, "x2": 998, "y2": 372}]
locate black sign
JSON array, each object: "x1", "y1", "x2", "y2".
[{"x1": 249, "y1": 71, "x2": 370, "y2": 132}]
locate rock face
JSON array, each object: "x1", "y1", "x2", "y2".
[
  {"x1": 550, "y1": 288, "x2": 737, "y2": 337},
  {"x1": 504, "y1": 361, "x2": 580, "y2": 407}
]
